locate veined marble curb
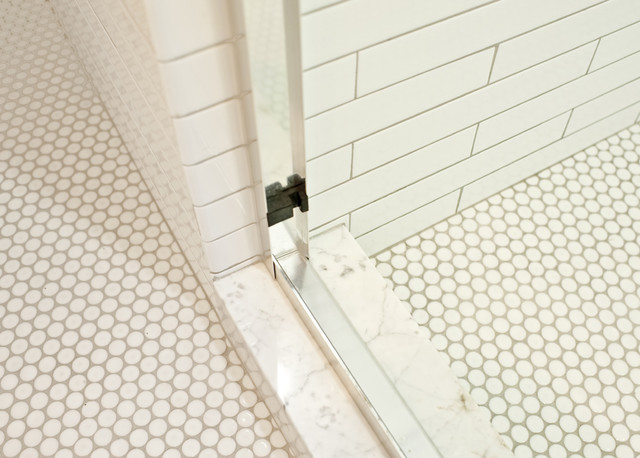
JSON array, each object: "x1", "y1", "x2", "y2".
[
  {"x1": 310, "y1": 225, "x2": 514, "y2": 458},
  {"x1": 214, "y1": 263, "x2": 387, "y2": 458}
]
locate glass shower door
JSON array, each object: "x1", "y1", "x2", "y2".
[{"x1": 240, "y1": 1, "x2": 439, "y2": 456}]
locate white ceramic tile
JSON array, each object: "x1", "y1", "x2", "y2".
[
  {"x1": 590, "y1": 20, "x2": 640, "y2": 71},
  {"x1": 305, "y1": 48, "x2": 492, "y2": 159},
  {"x1": 203, "y1": 223, "x2": 263, "y2": 273},
  {"x1": 300, "y1": 0, "x2": 344, "y2": 15},
  {"x1": 194, "y1": 188, "x2": 257, "y2": 242},
  {"x1": 301, "y1": 0, "x2": 493, "y2": 69},
  {"x1": 566, "y1": 78, "x2": 640, "y2": 135},
  {"x1": 474, "y1": 50, "x2": 640, "y2": 152},
  {"x1": 351, "y1": 113, "x2": 568, "y2": 241},
  {"x1": 491, "y1": 0, "x2": 640, "y2": 81},
  {"x1": 353, "y1": 42, "x2": 595, "y2": 173},
  {"x1": 303, "y1": 54, "x2": 356, "y2": 117},
  {"x1": 174, "y1": 99, "x2": 246, "y2": 165},
  {"x1": 473, "y1": 112, "x2": 570, "y2": 159},
  {"x1": 459, "y1": 103, "x2": 640, "y2": 210},
  {"x1": 145, "y1": 0, "x2": 232, "y2": 61},
  {"x1": 183, "y1": 146, "x2": 253, "y2": 206},
  {"x1": 161, "y1": 43, "x2": 238, "y2": 117},
  {"x1": 309, "y1": 128, "x2": 474, "y2": 229},
  {"x1": 356, "y1": 191, "x2": 460, "y2": 255},
  {"x1": 355, "y1": 0, "x2": 602, "y2": 94},
  {"x1": 306, "y1": 144, "x2": 352, "y2": 196}
]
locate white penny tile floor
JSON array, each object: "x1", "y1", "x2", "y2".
[
  {"x1": 375, "y1": 125, "x2": 640, "y2": 458},
  {"x1": 0, "y1": 2, "x2": 291, "y2": 457}
]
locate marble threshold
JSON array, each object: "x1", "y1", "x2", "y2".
[
  {"x1": 309, "y1": 225, "x2": 514, "y2": 458},
  {"x1": 213, "y1": 263, "x2": 387, "y2": 457}
]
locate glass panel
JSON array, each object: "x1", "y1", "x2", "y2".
[
  {"x1": 246, "y1": 1, "x2": 640, "y2": 457},
  {"x1": 301, "y1": 2, "x2": 640, "y2": 457},
  {"x1": 241, "y1": 0, "x2": 307, "y2": 257},
  {"x1": 242, "y1": 1, "x2": 437, "y2": 456}
]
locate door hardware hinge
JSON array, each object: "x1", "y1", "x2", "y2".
[{"x1": 265, "y1": 174, "x2": 308, "y2": 226}]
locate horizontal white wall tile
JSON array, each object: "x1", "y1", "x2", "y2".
[
  {"x1": 353, "y1": 42, "x2": 595, "y2": 172},
  {"x1": 491, "y1": 0, "x2": 640, "y2": 81},
  {"x1": 590, "y1": 21, "x2": 640, "y2": 71},
  {"x1": 474, "y1": 50, "x2": 640, "y2": 152},
  {"x1": 307, "y1": 144, "x2": 352, "y2": 196},
  {"x1": 195, "y1": 188, "x2": 256, "y2": 242},
  {"x1": 301, "y1": 0, "x2": 493, "y2": 69},
  {"x1": 351, "y1": 113, "x2": 568, "y2": 237},
  {"x1": 354, "y1": 122, "x2": 475, "y2": 200},
  {"x1": 300, "y1": 0, "x2": 344, "y2": 15},
  {"x1": 184, "y1": 147, "x2": 252, "y2": 206},
  {"x1": 174, "y1": 99, "x2": 246, "y2": 166},
  {"x1": 472, "y1": 113, "x2": 570, "y2": 159},
  {"x1": 303, "y1": 55, "x2": 356, "y2": 117},
  {"x1": 566, "y1": 78, "x2": 640, "y2": 135},
  {"x1": 356, "y1": 191, "x2": 459, "y2": 256},
  {"x1": 357, "y1": 37, "x2": 496, "y2": 98},
  {"x1": 145, "y1": 0, "x2": 232, "y2": 61},
  {"x1": 355, "y1": 0, "x2": 602, "y2": 94},
  {"x1": 310, "y1": 128, "x2": 474, "y2": 229},
  {"x1": 161, "y1": 43, "x2": 238, "y2": 117},
  {"x1": 306, "y1": 49, "x2": 492, "y2": 159},
  {"x1": 203, "y1": 223, "x2": 263, "y2": 274},
  {"x1": 459, "y1": 102, "x2": 640, "y2": 210}
]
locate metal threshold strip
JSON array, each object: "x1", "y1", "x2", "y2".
[{"x1": 272, "y1": 249, "x2": 440, "y2": 458}]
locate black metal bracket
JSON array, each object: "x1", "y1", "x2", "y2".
[{"x1": 265, "y1": 174, "x2": 308, "y2": 227}]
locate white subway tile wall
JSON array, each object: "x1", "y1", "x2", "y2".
[
  {"x1": 305, "y1": 48, "x2": 493, "y2": 159},
  {"x1": 306, "y1": 144, "x2": 352, "y2": 196},
  {"x1": 52, "y1": 0, "x2": 265, "y2": 275},
  {"x1": 303, "y1": 54, "x2": 356, "y2": 117},
  {"x1": 459, "y1": 102, "x2": 640, "y2": 209},
  {"x1": 589, "y1": 21, "x2": 640, "y2": 70},
  {"x1": 160, "y1": 43, "x2": 239, "y2": 117},
  {"x1": 300, "y1": 0, "x2": 345, "y2": 15},
  {"x1": 195, "y1": 188, "x2": 257, "y2": 242},
  {"x1": 183, "y1": 147, "x2": 253, "y2": 206},
  {"x1": 146, "y1": 1, "x2": 267, "y2": 275},
  {"x1": 565, "y1": 78, "x2": 640, "y2": 135},
  {"x1": 490, "y1": 0, "x2": 640, "y2": 81},
  {"x1": 173, "y1": 99, "x2": 247, "y2": 166},
  {"x1": 302, "y1": 0, "x2": 640, "y2": 255},
  {"x1": 145, "y1": 0, "x2": 232, "y2": 61}
]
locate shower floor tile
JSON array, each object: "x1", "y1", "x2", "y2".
[
  {"x1": 0, "y1": 1, "x2": 290, "y2": 457},
  {"x1": 375, "y1": 125, "x2": 640, "y2": 458}
]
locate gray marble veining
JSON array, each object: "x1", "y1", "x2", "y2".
[{"x1": 311, "y1": 225, "x2": 514, "y2": 458}]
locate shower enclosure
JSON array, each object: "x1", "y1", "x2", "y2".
[{"x1": 242, "y1": 0, "x2": 640, "y2": 456}]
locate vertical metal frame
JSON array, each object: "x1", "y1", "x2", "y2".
[
  {"x1": 282, "y1": 0, "x2": 309, "y2": 258},
  {"x1": 240, "y1": 1, "x2": 440, "y2": 456}
]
